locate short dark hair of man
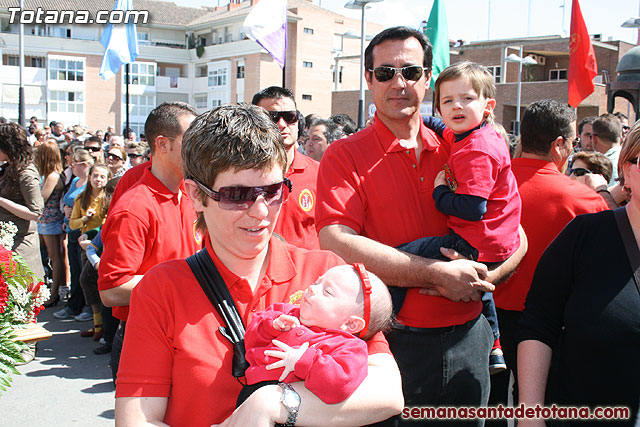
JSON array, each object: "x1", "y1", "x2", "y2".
[
  {"x1": 309, "y1": 119, "x2": 344, "y2": 144},
  {"x1": 592, "y1": 113, "x2": 622, "y2": 144},
  {"x1": 577, "y1": 116, "x2": 597, "y2": 135},
  {"x1": 364, "y1": 26, "x2": 433, "y2": 75},
  {"x1": 251, "y1": 86, "x2": 297, "y2": 109},
  {"x1": 305, "y1": 114, "x2": 321, "y2": 129},
  {"x1": 329, "y1": 113, "x2": 357, "y2": 135},
  {"x1": 571, "y1": 151, "x2": 613, "y2": 183},
  {"x1": 87, "y1": 136, "x2": 102, "y2": 145},
  {"x1": 613, "y1": 112, "x2": 628, "y2": 122},
  {"x1": 144, "y1": 102, "x2": 197, "y2": 155},
  {"x1": 520, "y1": 99, "x2": 576, "y2": 156},
  {"x1": 182, "y1": 103, "x2": 287, "y2": 234}
]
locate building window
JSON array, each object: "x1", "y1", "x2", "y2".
[
  {"x1": 138, "y1": 31, "x2": 150, "y2": 45},
  {"x1": 302, "y1": 94, "x2": 312, "y2": 101},
  {"x1": 4, "y1": 55, "x2": 18, "y2": 66},
  {"x1": 304, "y1": 27, "x2": 314, "y2": 35},
  {"x1": 487, "y1": 65, "x2": 501, "y2": 84},
  {"x1": 303, "y1": 61, "x2": 313, "y2": 68},
  {"x1": 332, "y1": 66, "x2": 343, "y2": 83},
  {"x1": 31, "y1": 25, "x2": 45, "y2": 36},
  {"x1": 211, "y1": 99, "x2": 222, "y2": 108},
  {"x1": 51, "y1": 26, "x2": 71, "y2": 38},
  {"x1": 49, "y1": 59, "x2": 84, "y2": 81},
  {"x1": 49, "y1": 91, "x2": 83, "y2": 113},
  {"x1": 237, "y1": 65, "x2": 245, "y2": 79},
  {"x1": 196, "y1": 65, "x2": 207, "y2": 78},
  {"x1": 194, "y1": 95, "x2": 207, "y2": 110},
  {"x1": 130, "y1": 63, "x2": 156, "y2": 86},
  {"x1": 208, "y1": 68, "x2": 227, "y2": 87},
  {"x1": 127, "y1": 94, "x2": 155, "y2": 117},
  {"x1": 30, "y1": 57, "x2": 44, "y2": 68},
  {"x1": 549, "y1": 69, "x2": 567, "y2": 80},
  {"x1": 122, "y1": 122, "x2": 145, "y2": 137}
]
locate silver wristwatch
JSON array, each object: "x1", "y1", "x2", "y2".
[{"x1": 278, "y1": 382, "x2": 300, "y2": 427}]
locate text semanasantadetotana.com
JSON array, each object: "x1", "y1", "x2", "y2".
[{"x1": 402, "y1": 404, "x2": 630, "y2": 421}]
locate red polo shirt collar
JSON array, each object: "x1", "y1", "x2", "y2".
[{"x1": 372, "y1": 113, "x2": 442, "y2": 155}]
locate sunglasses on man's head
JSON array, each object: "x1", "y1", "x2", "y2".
[
  {"x1": 267, "y1": 110, "x2": 298, "y2": 125},
  {"x1": 568, "y1": 167, "x2": 592, "y2": 177},
  {"x1": 84, "y1": 146, "x2": 102, "y2": 152},
  {"x1": 193, "y1": 178, "x2": 293, "y2": 211},
  {"x1": 107, "y1": 153, "x2": 123, "y2": 161},
  {"x1": 369, "y1": 65, "x2": 427, "y2": 82}
]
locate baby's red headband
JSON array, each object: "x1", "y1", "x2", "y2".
[{"x1": 353, "y1": 263, "x2": 372, "y2": 339}]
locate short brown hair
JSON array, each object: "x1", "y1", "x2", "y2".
[
  {"x1": 182, "y1": 103, "x2": 287, "y2": 234},
  {"x1": 145, "y1": 102, "x2": 197, "y2": 155},
  {"x1": 592, "y1": 113, "x2": 622, "y2": 144},
  {"x1": 571, "y1": 151, "x2": 613, "y2": 183},
  {"x1": 435, "y1": 61, "x2": 496, "y2": 121}
]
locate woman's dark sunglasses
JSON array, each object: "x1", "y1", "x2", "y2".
[
  {"x1": 107, "y1": 153, "x2": 123, "y2": 161},
  {"x1": 267, "y1": 110, "x2": 298, "y2": 125},
  {"x1": 369, "y1": 65, "x2": 426, "y2": 82},
  {"x1": 84, "y1": 146, "x2": 102, "y2": 152},
  {"x1": 194, "y1": 178, "x2": 292, "y2": 211},
  {"x1": 568, "y1": 167, "x2": 592, "y2": 177}
]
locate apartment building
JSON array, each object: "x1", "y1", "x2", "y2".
[{"x1": 0, "y1": 0, "x2": 381, "y2": 133}]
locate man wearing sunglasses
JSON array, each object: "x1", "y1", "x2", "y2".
[
  {"x1": 98, "y1": 102, "x2": 200, "y2": 382},
  {"x1": 316, "y1": 26, "x2": 526, "y2": 423},
  {"x1": 489, "y1": 99, "x2": 609, "y2": 412},
  {"x1": 84, "y1": 136, "x2": 105, "y2": 163},
  {"x1": 252, "y1": 86, "x2": 321, "y2": 250}
]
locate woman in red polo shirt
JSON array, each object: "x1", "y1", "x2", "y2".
[{"x1": 115, "y1": 104, "x2": 403, "y2": 427}]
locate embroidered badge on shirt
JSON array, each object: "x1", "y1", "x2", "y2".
[
  {"x1": 443, "y1": 163, "x2": 458, "y2": 192},
  {"x1": 299, "y1": 189, "x2": 314, "y2": 212}
]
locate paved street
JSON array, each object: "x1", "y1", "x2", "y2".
[{"x1": 0, "y1": 305, "x2": 115, "y2": 426}]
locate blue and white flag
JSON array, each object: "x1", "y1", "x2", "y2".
[
  {"x1": 242, "y1": 0, "x2": 287, "y2": 68},
  {"x1": 99, "y1": 0, "x2": 139, "y2": 80}
]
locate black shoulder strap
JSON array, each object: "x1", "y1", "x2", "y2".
[
  {"x1": 613, "y1": 207, "x2": 640, "y2": 296},
  {"x1": 186, "y1": 249, "x2": 249, "y2": 378}
]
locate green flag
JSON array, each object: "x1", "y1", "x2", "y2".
[{"x1": 424, "y1": 0, "x2": 450, "y2": 90}]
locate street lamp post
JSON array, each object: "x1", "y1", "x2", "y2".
[
  {"x1": 621, "y1": 17, "x2": 640, "y2": 45},
  {"x1": 344, "y1": 0, "x2": 383, "y2": 130},
  {"x1": 506, "y1": 47, "x2": 536, "y2": 136}
]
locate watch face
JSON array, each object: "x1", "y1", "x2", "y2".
[{"x1": 283, "y1": 389, "x2": 301, "y2": 408}]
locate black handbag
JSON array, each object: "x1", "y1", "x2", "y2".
[{"x1": 186, "y1": 249, "x2": 249, "y2": 378}]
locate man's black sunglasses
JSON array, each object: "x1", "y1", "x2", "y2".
[
  {"x1": 127, "y1": 153, "x2": 143, "y2": 158},
  {"x1": 267, "y1": 110, "x2": 298, "y2": 125},
  {"x1": 368, "y1": 65, "x2": 427, "y2": 82},
  {"x1": 84, "y1": 146, "x2": 102, "y2": 152}
]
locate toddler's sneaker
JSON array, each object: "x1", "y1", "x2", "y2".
[{"x1": 489, "y1": 348, "x2": 507, "y2": 375}]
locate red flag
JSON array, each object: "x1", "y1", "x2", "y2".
[{"x1": 568, "y1": 0, "x2": 598, "y2": 108}]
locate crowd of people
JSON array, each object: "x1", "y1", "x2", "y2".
[{"x1": 0, "y1": 24, "x2": 639, "y2": 427}]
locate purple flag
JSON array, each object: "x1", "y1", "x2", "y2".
[{"x1": 242, "y1": 0, "x2": 287, "y2": 68}]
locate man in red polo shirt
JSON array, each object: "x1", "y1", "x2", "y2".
[
  {"x1": 315, "y1": 27, "x2": 524, "y2": 422},
  {"x1": 252, "y1": 87, "x2": 320, "y2": 250},
  {"x1": 98, "y1": 102, "x2": 199, "y2": 382},
  {"x1": 489, "y1": 99, "x2": 609, "y2": 413}
]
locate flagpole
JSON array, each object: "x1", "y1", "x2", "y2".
[{"x1": 125, "y1": 63, "x2": 130, "y2": 135}]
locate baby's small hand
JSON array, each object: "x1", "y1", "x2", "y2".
[
  {"x1": 434, "y1": 170, "x2": 447, "y2": 188},
  {"x1": 273, "y1": 315, "x2": 301, "y2": 331}
]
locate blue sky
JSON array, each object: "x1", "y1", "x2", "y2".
[{"x1": 180, "y1": 0, "x2": 639, "y2": 45}]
